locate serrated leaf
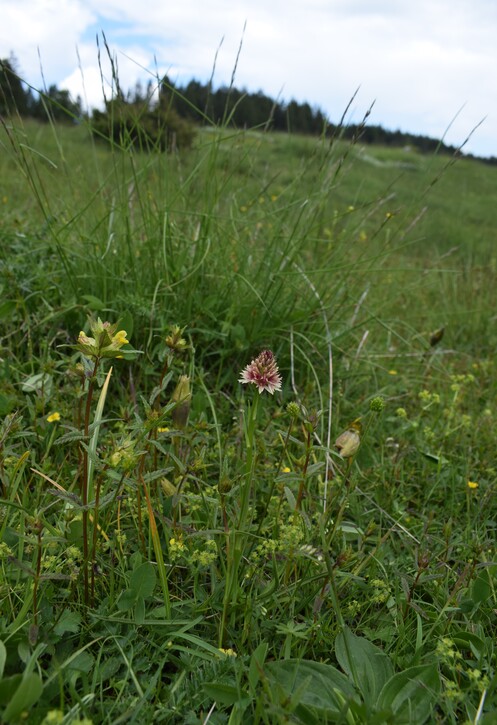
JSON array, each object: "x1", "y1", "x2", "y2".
[
  {"x1": 54, "y1": 610, "x2": 82, "y2": 636},
  {"x1": 54, "y1": 429, "x2": 86, "y2": 445},
  {"x1": 284, "y1": 486, "x2": 297, "y2": 509}
]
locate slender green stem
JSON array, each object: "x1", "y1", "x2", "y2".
[
  {"x1": 220, "y1": 392, "x2": 259, "y2": 645},
  {"x1": 82, "y1": 358, "x2": 99, "y2": 606},
  {"x1": 296, "y1": 426, "x2": 313, "y2": 510}
]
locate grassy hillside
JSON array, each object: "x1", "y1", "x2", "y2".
[{"x1": 1, "y1": 117, "x2": 497, "y2": 723}]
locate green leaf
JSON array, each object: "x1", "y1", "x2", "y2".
[
  {"x1": 471, "y1": 569, "x2": 491, "y2": 604},
  {"x1": 0, "y1": 641, "x2": 6, "y2": 679},
  {"x1": 134, "y1": 596, "x2": 145, "y2": 624},
  {"x1": 117, "y1": 310, "x2": 134, "y2": 339},
  {"x1": 203, "y1": 683, "x2": 246, "y2": 706},
  {"x1": 0, "y1": 300, "x2": 17, "y2": 319},
  {"x1": 0, "y1": 674, "x2": 22, "y2": 706},
  {"x1": 335, "y1": 627, "x2": 394, "y2": 705},
  {"x1": 66, "y1": 651, "x2": 94, "y2": 675},
  {"x1": 451, "y1": 631, "x2": 486, "y2": 660},
  {"x1": 283, "y1": 486, "x2": 297, "y2": 510},
  {"x1": 3, "y1": 673, "x2": 43, "y2": 722},
  {"x1": 248, "y1": 641, "x2": 268, "y2": 693},
  {"x1": 82, "y1": 294, "x2": 105, "y2": 311},
  {"x1": 21, "y1": 372, "x2": 53, "y2": 396},
  {"x1": 53, "y1": 610, "x2": 82, "y2": 636},
  {"x1": 376, "y1": 664, "x2": 440, "y2": 723},
  {"x1": 130, "y1": 562, "x2": 157, "y2": 600},
  {"x1": 0, "y1": 393, "x2": 16, "y2": 416},
  {"x1": 266, "y1": 659, "x2": 358, "y2": 716},
  {"x1": 117, "y1": 588, "x2": 137, "y2": 611}
]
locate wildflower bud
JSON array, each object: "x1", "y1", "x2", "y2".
[
  {"x1": 218, "y1": 475, "x2": 233, "y2": 494},
  {"x1": 418, "y1": 552, "x2": 430, "y2": 570},
  {"x1": 109, "y1": 439, "x2": 137, "y2": 471},
  {"x1": 304, "y1": 410, "x2": 319, "y2": 433},
  {"x1": 429, "y1": 327, "x2": 445, "y2": 347},
  {"x1": 165, "y1": 325, "x2": 188, "y2": 353},
  {"x1": 286, "y1": 401, "x2": 300, "y2": 419},
  {"x1": 160, "y1": 478, "x2": 177, "y2": 497},
  {"x1": 171, "y1": 375, "x2": 191, "y2": 429},
  {"x1": 369, "y1": 396, "x2": 385, "y2": 413},
  {"x1": 335, "y1": 420, "x2": 361, "y2": 459},
  {"x1": 76, "y1": 317, "x2": 130, "y2": 360}
]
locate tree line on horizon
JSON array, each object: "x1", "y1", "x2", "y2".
[{"x1": 1, "y1": 53, "x2": 495, "y2": 163}]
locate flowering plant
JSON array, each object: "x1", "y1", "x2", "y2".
[{"x1": 239, "y1": 350, "x2": 282, "y2": 394}]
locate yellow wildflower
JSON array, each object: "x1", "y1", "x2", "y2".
[
  {"x1": 47, "y1": 412, "x2": 61, "y2": 423},
  {"x1": 467, "y1": 481, "x2": 479, "y2": 490}
]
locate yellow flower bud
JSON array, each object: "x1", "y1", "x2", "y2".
[
  {"x1": 160, "y1": 478, "x2": 177, "y2": 496},
  {"x1": 171, "y1": 375, "x2": 191, "y2": 429}
]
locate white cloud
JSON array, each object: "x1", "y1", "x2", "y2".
[{"x1": 1, "y1": 0, "x2": 496, "y2": 155}]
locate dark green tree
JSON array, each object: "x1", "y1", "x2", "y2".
[
  {"x1": 0, "y1": 54, "x2": 30, "y2": 116},
  {"x1": 31, "y1": 85, "x2": 82, "y2": 122}
]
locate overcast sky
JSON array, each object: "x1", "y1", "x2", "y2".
[{"x1": 2, "y1": 0, "x2": 496, "y2": 157}]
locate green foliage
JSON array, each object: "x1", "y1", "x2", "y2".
[
  {"x1": 1, "y1": 103, "x2": 497, "y2": 723},
  {"x1": 92, "y1": 97, "x2": 196, "y2": 151}
]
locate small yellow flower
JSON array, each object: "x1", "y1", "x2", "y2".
[
  {"x1": 76, "y1": 318, "x2": 131, "y2": 359},
  {"x1": 47, "y1": 412, "x2": 61, "y2": 423},
  {"x1": 467, "y1": 481, "x2": 479, "y2": 490},
  {"x1": 388, "y1": 369, "x2": 398, "y2": 376},
  {"x1": 157, "y1": 426, "x2": 170, "y2": 433},
  {"x1": 218, "y1": 648, "x2": 237, "y2": 657},
  {"x1": 113, "y1": 330, "x2": 129, "y2": 346},
  {"x1": 282, "y1": 466, "x2": 291, "y2": 473}
]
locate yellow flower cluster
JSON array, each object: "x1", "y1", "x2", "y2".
[
  {"x1": 77, "y1": 317, "x2": 130, "y2": 360},
  {"x1": 168, "y1": 537, "x2": 186, "y2": 561}
]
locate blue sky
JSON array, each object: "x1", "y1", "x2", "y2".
[{"x1": 2, "y1": 0, "x2": 497, "y2": 157}]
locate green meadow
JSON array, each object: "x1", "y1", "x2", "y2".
[{"x1": 1, "y1": 113, "x2": 497, "y2": 723}]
